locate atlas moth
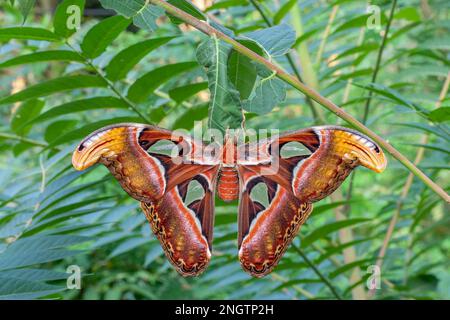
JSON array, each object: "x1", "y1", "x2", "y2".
[{"x1": 72, "y1": 123, "x2": 386, "y2": 277}]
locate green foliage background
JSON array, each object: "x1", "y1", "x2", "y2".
[{"x1": 0, "y1": 0, "x2": 448, "y2": 300}]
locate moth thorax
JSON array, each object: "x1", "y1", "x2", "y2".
[{"x1": 217, "y1": 167, "x2": 239, "y2": 202}]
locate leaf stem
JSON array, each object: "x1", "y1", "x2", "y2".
[
  {"x1": 362, "y1": 0, "x2": 397, "y2": 123},
  {"x1": 65, "y1": 41, "x2": 152, "y2": 124},
  {"x1": 0, "y1": 132, "x2": 48, "y2": 147},
  {"x1": 291, "y1": 243, "x2": 343, "y2": 299},
  {"x1": 271, "y1": 273, "x2": 315, "y2": 299},
  {"x1": 149, "y1": 0, "x2": 449, "y2": 202},
  {"x1": 343, "y1": 0, "x2": 398, "y2": 227}
]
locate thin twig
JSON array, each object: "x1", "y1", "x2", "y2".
[
  {"x1": 369, "y1": 70, "x2": 450, "y2": 298},
  {"x1": 271, "y1": 273, "x2": 315, "y2": 299},
  {"x1": 344, "y1": 0, "x2": 399, "y2": 214},
  {"x1": 0, "y1": 132, "x2": 48, "y2": 147},
  {"x1": 291, "y1": 243, "x2": 343, "y2": 299},
  {"x1": 149, "y1": 0, "x2": 449, "y2": 202},
  {"x1": 315, "y1": 5, "x2": 339, "y2": 66},
  {"x1": 65, "y1": 41, "x2": 152, "y2": 124},
  {"x1": 362, "y1": 0, "x2": 397, "y2": 123}
]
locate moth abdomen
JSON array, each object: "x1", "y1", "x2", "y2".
[{"x1": 217, "y1": 166, "x2": 239, "y2": 202}]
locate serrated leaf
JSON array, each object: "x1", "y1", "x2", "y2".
[
  {"x1": 27, "y1": 97, "x2": 129, "y2": 125},
  {"x1": 53, "y1": 0, "x2": 85, "y2": 38},
  {"x1": 301, "y1": 218, "x2": 369, "y2": 248},
  {"x1": 0, "y1": 50, "x2": 83, "y2": 69},
  {"x1": 227, "y1": 50, "x2": 257, "y2": 100},
  {"x1": 168, "y1": 82, "x2": 208, "y2": 104},
  {"x1": 0, "y1": 27, "x2": 60, "y2": 42},
  {"x1": 244, "y1": 75, "x2": 286, "y2": 114},
  {"x1": 246, "y1": 24, "x2": 296, "y2": 57},
  {"x1": 105, "y1": 36, "x2": 176, "y2": 81},
  {"x1": 196, "y1": 37, "x2": 243, "y2": 133},
  {"x1": 80, "y1": 15, "x2": 131, "y2": 59},
  {"x1": 11, "y1": 99, "x2": 44, "y2": 136},
  {"x1": 127, "y1": 61, "x2": 198, "y2": 103},
  {"x1": 0, "y1": 75, "x2": 107, "y2": 105}
]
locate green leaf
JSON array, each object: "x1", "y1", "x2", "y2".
[
  {"x1": 105, "y1": 36, "x2": 176, "y2": 81},
  {"x1": 99, "y1": 0, "x2": 163, "y2": 31},
  {"x1": 246, "y1": 24, "x2": 296, "y2": 57},
  {"x1": 0, "y1": 277, "x2": 64, "y2": 300},
  {"x1": 0, "y1": 75, "x2": 107, "y2": 105},
  {"x1": 227, "y1": 50, "x2": 257, "y2": 100},
  {"x1": 393, "y1": 122, "x2": 449, "y2": 141},
  {"x1": 168, "y1": 82, "x2": 208, "y2": 104},
  {"x1": 333, "y1": 14, "x2": 371, "y2": 34},
  {"x1": 0, "y1": 249, "x2": 83, "y2": 271},
  {"x1": 11, "y1": 99, "x2": 45, "y2": 136},
  {"x1": 8, "y1": 235, "x2": 89, "y2": 252},
  {"x1": 0, "y1": 235, "x2": 89, "y2": 271},
  {"x1": 53, "y1": 0, "x2": 85, "y2": 38},
  {"x1": 167, "y1": 0, "x2": 206, "y2": 24},
  {"x1": 17, "y1": 0, "x2": 36, "y2": 23},
  {"x1": 428, "y1": 107, "x2": 450, "y2": 123},
  {"x1": 0, "y1": 50, "x2": 83, "y2": 69},
  {"x1": 333, "y1": 42, "x2": 378, "y2": 62},
  {"x1": 27, "y1": 97, "x2": 129, "y2": 125},
  {"x1": 273, "y1": 0, "x2": 297, "y2": 25},
  {"x1": 301, "y1": 218, "x2": 369, "y2": 248},
  {"x1": 243, "y1": 74, "x2": 286, "y2": 114},
  {"x1": 80, "y1": 15, "x2": 131, "y2": 59},
  {"x1": 0, "y1": 269, "x2": 68, "y2": 282},
  {"x1": 172, "y1": 103, "x2": 209, "y2": 129},
  {"x1": 0, "y1": 27, "x2": 60, "y2": 42},
  {"x1": 44, "y1": 120, "x2": 78, "y2": 143},
  {"x1": 132, "y1": 4, "x2": 163, "y2": 31},
  {"x1": 109, "y1": 237, "x2": 149, "y2": 258},
  {"x1": 46, "y1": 116, "x2": 141, "y2": 148},
  {"x1": 99, "y1": 0, "x2": 144, "y2": 16},
  {"x1": 329, "y1": 258, "x2": 374, "y2": 279},
  {"x1": 196, "y1": 37, "x2": 243, "y2": 133},
  {"x1": 127, "y1": 61, "x2": 198, "y2": 103},
  {"x1": 144, "y1": 245, "x2": 163, "y2": 267},
  {"x1": 353, "y1": 82, "x2": 429, "y2": 118},
  {"x1": 205, "y1": 0, "x2": 247, "y2": 11},
  {"x1": 394, "y1": 7, "x2": 421, "y2": 22}
]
